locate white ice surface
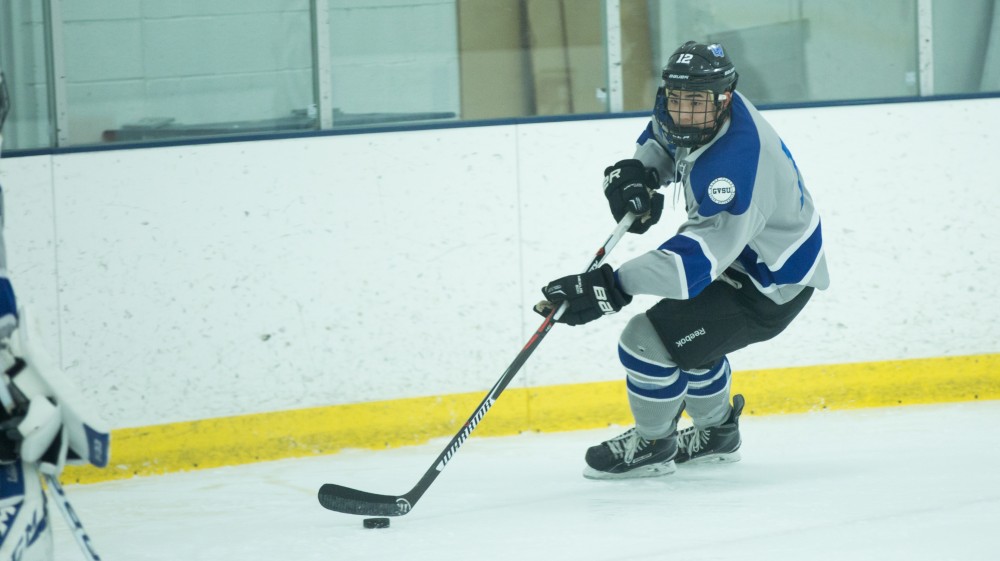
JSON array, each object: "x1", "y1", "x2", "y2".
[{"x1": 54, "y1": 400, "x2": 1000, "y2": 561}]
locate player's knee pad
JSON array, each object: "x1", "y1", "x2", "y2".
[{"x1": 619, "y1": 313, "x2": 676, "y2": 367}]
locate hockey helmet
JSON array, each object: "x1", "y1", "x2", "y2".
[{"x1": 654, "y1": 41, "x2": 739, "y2": 147}]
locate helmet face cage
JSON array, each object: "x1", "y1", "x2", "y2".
[
  {"x1": 654, "y1": 41, "x2": 738, "y2": 148},
  {"x1": 654, "y1": 87, "x2": 730, "y2": 148}
]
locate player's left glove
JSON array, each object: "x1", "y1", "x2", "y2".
[
  {"x1": 603, "y1": 159, "x2": 664, "y2": 235},
  {"x1": 533, "y1": 264, "x2": 631, "y2": 326}
]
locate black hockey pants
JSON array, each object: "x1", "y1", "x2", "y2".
[{"x1": 645, "y1": 269, "x2": 814, "y2": 371}]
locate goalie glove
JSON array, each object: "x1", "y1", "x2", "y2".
[
  {"x1": 0, "y1": 389, "x2": 62, "y2": 466},
  {"x1": 0, "y1": 309, "x2": 110, "y2": 472},
  {"x1": 534, "y1": 264, "x2": 632, "y2": 326}
]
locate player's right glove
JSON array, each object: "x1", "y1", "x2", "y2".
[
  {"x1": 533, "y1": 264, "x2": 631, "y2": 326},
  {"x1": 603, "y1": 159, "x2": 664, "y2": 234}
]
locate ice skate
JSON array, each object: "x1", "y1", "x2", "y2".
[
  {"x1": 583, "y1": 427, "x2": 677, "y2": 479},
  {"x1": 675, "y1": 393, "x2": 745, "y2": 464}
]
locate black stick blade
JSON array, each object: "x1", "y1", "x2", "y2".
[{"x1": 317, "y1": 484, "x2": 413, "y2": 517}]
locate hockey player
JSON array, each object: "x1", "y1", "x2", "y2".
[
  {"x1": 0, "y1": 71, "x2": 111, "y2": 560},
  {"x1": 536, "y1": 41, "x2": 829, "y2": 479}
]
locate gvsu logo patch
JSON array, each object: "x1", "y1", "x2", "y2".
[{"x1": 708, "y1": 177, "x2": 736, "y2": 205}]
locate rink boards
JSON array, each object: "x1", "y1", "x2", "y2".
[{"x1": 65, "y1": 352, "x2": 999, "y2": 483}]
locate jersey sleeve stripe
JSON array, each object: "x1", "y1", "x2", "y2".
[{"x1": 658, "y1": 235, "x2": 714, "y2": 298}]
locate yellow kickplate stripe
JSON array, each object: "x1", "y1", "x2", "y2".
[{"x1": 64, "y1": 353, "x2": 999, "y2": 484}]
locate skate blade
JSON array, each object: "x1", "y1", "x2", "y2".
[
  {"x1": 582, "y1": 460, "x2": 677, "y2": 480},
  {"x1": 681, "y1": 450, "x2": 742, "y2": 465}
]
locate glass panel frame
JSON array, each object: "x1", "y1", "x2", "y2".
[
  {"x1": 0, "y1": 0, "x2": 997, "y2": 152},
  {"x1": 0, "y1": 1, "x2": 54, "y2": 151}
]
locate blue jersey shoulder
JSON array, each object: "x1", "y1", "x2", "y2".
[
  {"x1": 690, "y1": 95, "x2": 760, "y2": 217},
  {"x1": 637, "y1": 121, "x2": 655, "y2": 145}
]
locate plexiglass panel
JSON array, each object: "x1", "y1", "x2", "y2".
[
  {"x1": 0, "y1": 1, "x2": 53, "y2": 150},
  {"x1": 60, "y1": 1, "x2": 315, "y2": 146},
  {"x1": 0, "y1": 0, "x2": 996, "y2": 151}
]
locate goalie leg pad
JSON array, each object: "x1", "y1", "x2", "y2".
[
  {"x1": 0, "y1": 460, "x2": 53, "y2": 561},
  {"x1": 13, "y1": 396, "x2": 62, "y2": 465},
  {"x1": 6, "y1": 309, "x2": 109, "y2": 469}
]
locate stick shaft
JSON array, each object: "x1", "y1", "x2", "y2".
[
  {"x1": 319, "y1": 213, "x2": 636, "y2": 516},
  {"x1": 43, "y1": 473, "x2": 102, "y2": 561}
]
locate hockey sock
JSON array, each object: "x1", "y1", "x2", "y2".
[{"x1": 619, "y1": 314, "x2": 685, "y2": 439}]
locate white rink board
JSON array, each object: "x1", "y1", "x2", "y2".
[{"x1": 1, "y1": 97, "x2": 998, "y2": 428}]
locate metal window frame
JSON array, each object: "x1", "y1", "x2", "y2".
[
  {"x1": 311, "y1": 0, "x2": 333, "y2": 129},
  {"x1": 28, "y1": 0, "x2": 941, "y2": 146},
  {"x1": 917, "y1": 0, "x2": 934, "y2": 96},
  {"x1": 603, "y1": 0, "x2": 624, "y2": 113},
  {"x1": 42, "y1": 0, "x2": 69, "y2": 146}
]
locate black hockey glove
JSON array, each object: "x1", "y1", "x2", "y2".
[
  {"x1": 533, "y1": 264, "x2": 632, "y2": 326},
  {"x1": 603, "y1": 159, "x2": 664, "y2": 234},
  {"x1": 0, "y1": 359, "x2": 28, "y2": 464},
  {"x1": 0, "y1": 411, "x2": 26, "y2": 464}
]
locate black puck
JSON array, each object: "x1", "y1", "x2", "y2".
[{"x1": 363, "y1": 517, "x2": 390, "y2": 529}]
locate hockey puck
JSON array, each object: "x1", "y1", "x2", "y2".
[{"x1": 363, "y1": 517, "x2": 390, "y2": 529}]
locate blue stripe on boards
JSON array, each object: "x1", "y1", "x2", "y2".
[
  {"x1": 737, "y1": 220, "x2": 824, "y2": 288},
  {"x1": 659, "y1": 235, "x2": 714, "y2": 297},
  {"x1": 6, "y1": 92, "x2": 998, "y2": 160}
]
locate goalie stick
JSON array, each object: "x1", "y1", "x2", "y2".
[
  {"x1": 318, "y1": 212, "x2": 637, "y2": 516},
  {"x1": 43, "y1": 473, "x2": 102, "y2": 561}
]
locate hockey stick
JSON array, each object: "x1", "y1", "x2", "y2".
[
  {"x1": 317, "y1": 212, "x2": 637, "y2": 516},
  {"x1": 42, "y1": 473, "x2": 102, "y2": 561}
]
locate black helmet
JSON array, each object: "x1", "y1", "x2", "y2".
[{"x1": 653, "y1": 41, "x2": 739, "y2": 147}]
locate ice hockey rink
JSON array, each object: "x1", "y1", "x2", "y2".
[{"x1": 52, "y1": 399, "x2": 999, "y2": 561}]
